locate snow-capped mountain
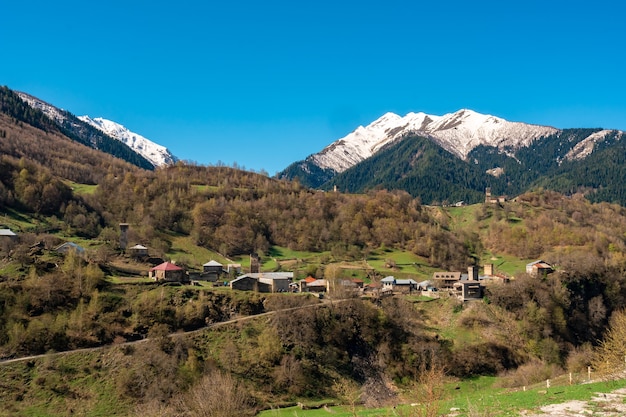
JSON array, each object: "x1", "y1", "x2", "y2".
[
  {"x1": 16, "y1": 91, "x2": 70, "y2": 124},
  {"x1": 312, "y1": 109, "x2": 558, "y2": 173},
  {"x1": 78, "y1": 116, "x2": 177, "y2": 167},
  {"x1": 16, "y1": 91, "x2": 176, "y2": 168}
]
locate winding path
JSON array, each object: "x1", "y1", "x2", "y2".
[{"x1": 0, "y1": 296, "x2": 345, "y2": 366}]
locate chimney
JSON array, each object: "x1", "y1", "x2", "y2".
[{"x1": 484, "y1": 263, "x2": 494, "y2": 276}]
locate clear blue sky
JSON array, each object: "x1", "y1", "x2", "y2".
[{"x1": 2, "y1": 0, "x2": 625, "y2": 175}]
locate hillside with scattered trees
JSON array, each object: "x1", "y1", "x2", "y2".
[{"x1": 3, "y1": 89, "x2": 626, "y2": 415}]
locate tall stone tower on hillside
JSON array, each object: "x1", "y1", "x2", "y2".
[
  {"x1": 119, "y1": 223, "x2": 129, "y2": 251},
  {"x1": 250, "y1": 253, "x2": 260, "y2": 273}
]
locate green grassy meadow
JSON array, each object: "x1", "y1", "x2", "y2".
[{"x1": 258, "y1": 376, "x2": 626, "y2": 417}]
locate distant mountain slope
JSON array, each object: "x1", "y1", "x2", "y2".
[
  {"x1": 78, "y1": 116, "x2": 177, "y2": 167},
  {"x1": 328, "y1": 128, "x2": 626, "y2": 205},
  {"x1": 14, "y1": 90, "x2": 155, "y2": 170},
  {"x1": 0, "y1": 112, "x2": 143, "y2": 187},
  {"x1": 280, "y1": 109, "x2": 559, "y2": 188},
  {"x1": 280, "y1": 109, "x2": 626, "y2": 204},
  {"x1": 331, "y1": 134, "x2": 487, "y2": 204}
]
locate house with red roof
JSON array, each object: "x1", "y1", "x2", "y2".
[{"x1": 149, "y1": 261, "x2": 186, "y2": 282}]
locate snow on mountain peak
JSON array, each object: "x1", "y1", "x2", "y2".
[
  {"x1": 311, "y1": 109, "x2": 559, "y2": 173},
  {"x1": 16, "y1": 91, "x2": 177, "y2": 167},
  {"x1": 78, "y1": 116, "x2": 177, "y2": 167},
  {"x1": 16, "y1": 91, "x2": 68, "y2": 124}
]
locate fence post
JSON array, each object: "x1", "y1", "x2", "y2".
[{"x1": 588, "y1": 366, "x2": 591, "y2": 381}]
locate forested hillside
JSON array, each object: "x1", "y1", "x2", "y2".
[
  {"x1": 314, "y1": 129, "x2": 626, "y2": 206},
  {"x1": 0, "y1": 86, "x2": 154, "y2": 170}
]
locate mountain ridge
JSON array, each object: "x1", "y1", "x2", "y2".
[
  {"x1": 279, "y1": 109, "x2": 624, "y2": 197},
  {"x1": 15, "y1": 91, "x2": 176, "y2": 168},
  {"x1": 78, "y1": 115, "x2": 177, "y2": 167},
  {"x1": 292, "y1": 109, "x2": 561, "y2": 176}
]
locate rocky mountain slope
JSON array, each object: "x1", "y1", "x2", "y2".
[
  {"x1": 311, "y1": 109, "x2": 558, "y2": 174},
  {"x1": 78, "y1": 116, "x2": 177, "y2": 166},
  {"x1": 15, "y1": 91, "x2": 175, "y2": 168}
]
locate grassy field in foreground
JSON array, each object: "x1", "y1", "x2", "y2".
[{"x1": 258, "y1": 376, "x2": 626, "y2": 417}]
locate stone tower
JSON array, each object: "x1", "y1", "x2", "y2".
[
  {"x1": 119, "y1": 223, "x2": 129, "y2": 251},
  {"x1": 250, "y1": 253, "x2": 260, "y2": 273}
]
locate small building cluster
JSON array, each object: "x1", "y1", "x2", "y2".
[
  {"x1": 430, "y1": 266, "x2": 485, "y2": 301},
  {"x1": 485, "y1": 187, "x2": 506, "y2": 204}
]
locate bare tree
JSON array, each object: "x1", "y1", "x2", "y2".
[
  {"x1": 333, "y1": 378, "x2": 363, "y2": 417},
  {"x1": 178, "y1": 369, "x2": 255, "y2": 417},
  {"x1": 399, "y1": 349, "x2": 447, "y2": 417}
]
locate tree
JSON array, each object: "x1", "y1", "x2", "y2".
[
  {"x1": 333, "y1": 378, "x2": 362, "y2": 417},
  {"x1": 592, "y1": 308, "x2": 626, "y2": 377},
  {"x1": 177, "y1": 370, "x2": 254, "y2": 417}
]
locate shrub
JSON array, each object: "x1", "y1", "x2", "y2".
[{"x1": 495, "y1": 359, "x2": 562, "y2": 388}]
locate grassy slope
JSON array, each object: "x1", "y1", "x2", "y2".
[{"x1": 258, "y1": 377, "x2": 626, "y2": 417}]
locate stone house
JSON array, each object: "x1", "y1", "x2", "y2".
[
  {"x1": 526, "y1": 260, "x2": 554, "y2": 277},
  {"x1": 453, "y1": 280, "x2": 483, "y2": 301},
  {"x1": 150, "y1": 261, "x2": 186, "y2": 282},
  {"x1": 432, "y1": 271, "x2": 462, "y2": 289},
  {"x1": 128, "y1": 244, "x2": 149, "y2": 258},
  {"x1": 230, "y1": 272, "x2": 293, "y2": 293},
  {"x1": 381, "y1": 276, "x2": 418, "y2": 293},
  {"x1": 201, "y1": 260, "x2": 224, "y2": 282}
]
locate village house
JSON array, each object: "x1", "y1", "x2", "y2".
[
  {"x1": 432, "y1": 271, "x2": 462, "y2": 289},
  {"x1": 526, "y1": 260, "x2": 554, "y2": 277},
  {"x1": 485, "y1": 187, "x2": 506, "y2": 204},
  {"x1": 363, "y1": 281, "x2": 381, "y2": 295},
  {"x1": 0, "y1": 228, "x2": 17, "y2": 240},
  {"x1": 230, "y1": 272, "x2": 293, "y2": 293},
  {"x1": 227, "y1": 263, "x2": 242, "y2": 275},
  {"x1": 301, "y1": 278, "x2": 330, "y2": 293},
  {"x1": 432, "y1": 267, "x2": 486, "y2": 300},
  {"x1": 453, "y1": 280, "x2": 483, "y2": 301},
  {"x1": 149, "y1": 261, "x2": 186, "y2": 283},
  {"x1": 381, "y1": 276, "x2": 418, "y2": 293},
  {"x1": 128, "y1": 244, "x2": 149, "y2": 258},
  {"x1": 55, "y1": 242, "x2": 86, "y2": 256},
  {"x1": 200, "y1": 260, "x2": 224, "y2": 282},
  {"x1": 350, "y1": 278, "x2": 364, "y2": 288},
  {"x1": 203, "y1": 260, "x2": 224, "y2": 274}
]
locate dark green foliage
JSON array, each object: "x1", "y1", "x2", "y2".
[
  {"x1": 279, "y1": 159, "x2": 337, "y2": 189},
  {"x1": 327, "y1": 135, "x2": 487, "y2": 204},
  {"x1": 0, "y1": 86, "x2": 60, "y2": 133}
]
